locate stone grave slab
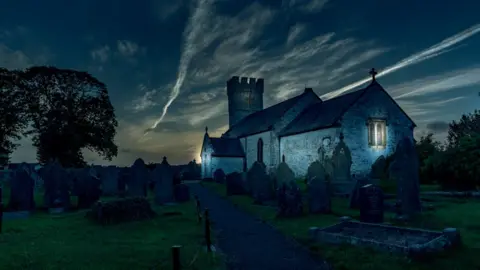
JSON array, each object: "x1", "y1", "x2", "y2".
[
  {"x1": 359, "y1": 184, "x2": 384, "y2": 223},
  {"x1": 310, "y1": 220, "x2": 460, "y2": 256}
]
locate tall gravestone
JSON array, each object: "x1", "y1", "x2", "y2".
[
  {"x1": 370, "y1": 155, "x2": 387, "y2": 180},
  {"x1": 127, "y1": 158, "x2": 148, "y2": 197},
  {"x1": 306, "y1": 161, "x2": 331, "y2": 214},
  {"x1": 99, "y1": 166, "x2": 119, "y2": 196},
  {"x1": 277, "y1": 181, "x2": 303, "y2": 217},
  {"x1": 73, "y1": 168, "x2": 101, "y2": 209},
  {"x1": 118, "y1": 167, "x2": 129, "y2": 197},
  {"x1": 8, "y1": 166, "x2": 35, "y2": 211},
  {"x1": 41, "y1": 160, "x2": 71, "y2": 210},
  {"x1": 153, "y1": 157, "x2": 175, "y2": 205},
  {"x1": 331, "y1": 134, "x2": 353, "y2": 194},
  {"x1": 349, "y1": 176, "x2": 371, "y2": 209},
  {"x1": 248, "y1": 161, "x2": 274, "y2": 204},
  {"x1": 359, "y1": 184, "x2": 384, "y2": 223},
  {"x1": 275, "y1": 161, "x2": 295, "y2": 187},
  {"x1": 389, "y1": 137, "x2": 421, "y2": 218}
]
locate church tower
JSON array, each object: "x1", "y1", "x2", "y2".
[{"x1": 227, "y1": 76, "x2": 264, "y2": 127}]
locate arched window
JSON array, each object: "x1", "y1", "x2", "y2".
[{"x1": 257, "y1": 138, "x2": 264, "y2": 163}]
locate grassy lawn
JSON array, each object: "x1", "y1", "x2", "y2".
[
  {"x1": 203, "y1": 182, "x2": 480, "y2": 270},
  {"x1": 0, "y1": 187, "x2": 223, "y2": 270}
]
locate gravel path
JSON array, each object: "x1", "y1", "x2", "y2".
[{"x1": 188, "y1": 183, "x2": 330, "y2": 270}]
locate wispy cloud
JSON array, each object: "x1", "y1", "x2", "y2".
[
  {"x1": 90, "y1": 45, "x2": 110, "y2": 63},
  {"x1": 129, "y1": 84, "x2": 159, "y2": 112},
  {"x1": 322, "y1": 23, "x2": 480, "y2": 99},
  {"x1": 282, "y1": 0, "x2": 329, "y2": 13},
  {"x1": 144, "y1": 0, "x2": 215, "y2": 135},
  {"x1": 286, "y1": 24, "x2": 306, "y2": 46},
  {"x1": 117, "y1": 40, "x2": 140, "y2": 57}
]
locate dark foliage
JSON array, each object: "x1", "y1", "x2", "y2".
[
  {"x1": 0, "y1": 68, "x2": 29, "y2": 165},
  {"x1": 447, "y1": 110, "x2": 480, "y2": 147},
  {"x1": 86, "y1": 197, "x2": 156, "y2": 225},
  {"x1": 18, "y1": 66, "x2": 118, "y2": 167},
  {"x1": 182, "y1": 160, "x2": 201, "y2": 180}
]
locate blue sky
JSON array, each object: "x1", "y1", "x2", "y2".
[{"x1": 1, "y1": 0, "x2": 479, "y2": 166}]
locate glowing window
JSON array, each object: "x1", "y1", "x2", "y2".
[{"x1": 368, "y1": 120, "x2": 387, "y2": 148}]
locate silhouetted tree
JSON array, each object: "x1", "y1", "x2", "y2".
[
  {"x1": 20, "y1": 66, "x2": 118, "y2": 167},
  {"x1": 447, "y1": 110, "x2": 480, "y2": 147},
  {"x1": 0, "y1": 68, "x2": 29, "y2": 165}
]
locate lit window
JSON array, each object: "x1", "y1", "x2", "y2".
[{"x1": 368, "y1": 119, "x2": 386, "y2": 148}]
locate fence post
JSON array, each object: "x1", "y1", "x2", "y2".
[
  {"x1": 204, "y1": 208, "x2": 212, "y2": 252},
  {"x1": 195, "y1": 196, "x2": 201, "y2": 223},
  {"x1": 172, "y1": 245, "x2": 181, "y2": 270}
]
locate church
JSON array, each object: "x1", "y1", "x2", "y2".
[{"x1": 200, "y1": 69, "x2": 416, "y2": 180}]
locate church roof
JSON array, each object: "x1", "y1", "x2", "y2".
[
  {"x1": 223, "y1": 92, "x2": 306, "y2": 138},
  {"x1": 210, "y1": 137, "x2": 245, "y2": 157},
  {"x1": 279, "y1": 84, "x2": 369, "y2": 137}
]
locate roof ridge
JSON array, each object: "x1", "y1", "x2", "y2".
[{"x1": 280, "y1": 99, "x2": 322, "y2": 134}]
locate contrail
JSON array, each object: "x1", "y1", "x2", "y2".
[
  {"x1": 321, "y1": 23, "x2": 480, "y2": 100},
  {"x1": 143, "y1": 0, "x2": 214, "y2": 136}
]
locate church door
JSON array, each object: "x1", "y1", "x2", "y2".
[{"x1": 257, "y1": 138, "x2": 264, "y2": 163}]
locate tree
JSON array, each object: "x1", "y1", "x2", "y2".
[
  {"x1": 447, "y1": 110, "x2": 480, "y2": 147},
  {"x1": 0, "y1": 68, "x2": 29, "y2": 166},
  {"x1": 20, "y1": 66, "x2": 118, "y2": 167}
]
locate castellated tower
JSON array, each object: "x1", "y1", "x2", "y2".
[{"x1": 227, "y1": 76, "x2": 264, "y2": 128}]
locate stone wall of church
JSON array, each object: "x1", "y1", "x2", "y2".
[
  {"x1": 273, "y1": 90, "x2": 319, "y2": 132},
  {"x1": 340, "y1": 86, "x2": 415, "y2": 176},
  {"x1": 280, "y1": 127, "x2": 341, "y2": 177},
  {"x1": 210, "y1": 156, "x2": 244, "y2": 176},
  {"x1": 242, "y1": 131, "x2": 278, "y2": 171}
]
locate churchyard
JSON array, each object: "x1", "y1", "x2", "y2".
[
  {"x1": 0, "y1": 157, "x2": 222, "y2": 270},
  {"x1": 203, "y1": 136, "x2": 480, "y2": 270}
]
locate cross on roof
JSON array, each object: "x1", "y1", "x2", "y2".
[{"x1": 369, "y1": 68, "x2": 378, "y2": 81}]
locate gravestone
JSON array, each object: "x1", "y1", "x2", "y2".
[
  {"x1": 152, "y1": 157, "x2": 174, "y2": 205},
  {"x1": 248, "y1": 161, "x2": 274, "y2": 204},
  {"x1": 99, "y1": 166, "x2": 119, "y2": 196},
  {"x1": 331, "y1": 134, "x2": 353, "y2": 194},
  {"x1": 307, "y1": 161, "x2": 331, "y2": 213},
  {"x1": 117, "y1": 167, "x2": 129, "y2": 197},
  {"x1": 226, "y1": 172, "x2": 247, "y2": 196},
  {"x1": 349, "y1": 176, "x2": 371, "y2": 209},
  {"x1": 174, "y1": 183, "x2": 190, "y2": 202},
  {"x1": 268, "y1": 168, "x2": 278, "y2": 193},
  {"x1": 40, "y1": 160, "x2": 71, "y2": 210},
  {"x1": 127, "y1": 158, "x2": 148, "y2": 197},
  {"x1": 359, "y1": 184, "x2": 384, "y2": 223},
  {"x1": 370, "y1": 155, "x2": 387, "y2": 180},
  {"x1": 277, "y1": 181, "x2": 303, "y2": 217},
  {"x1": 8, "y1": 167, "x2": 35, "y2": 211},
  {"x1": 275, "y1": 161, "x2": 295, "y2": 187},
  {"x1": 73, "y1": 168, "x2": 102, "y2": 209},
  {"x1": 213, "y1": 169, "x2": 226, "y2": 184},
  {"x1": 389, "y1": 137, "x2": 421, "y2": 218}
]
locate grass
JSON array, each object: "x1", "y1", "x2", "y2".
[
  {"x1": 204, "y1": 182, "x2": 480, "y2": 270},
  {"x1": 0, "y1": 187, "x2": 223, "y2": 270}
]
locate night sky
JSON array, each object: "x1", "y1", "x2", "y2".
[{"x1": 1, "y1": 0, "x2": 479, "y2": 166}]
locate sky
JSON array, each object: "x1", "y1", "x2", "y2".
[{"x1": 1, "y1": 0, "x2": 479, "y2": 166}]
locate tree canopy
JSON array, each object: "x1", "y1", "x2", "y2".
[{"x1": 0, "y1": 66, "x2": 118, "y2": 167}]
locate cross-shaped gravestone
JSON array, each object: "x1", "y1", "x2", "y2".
[{"x1": 369, "y1": 68, "x2": 378, "y2": 81}]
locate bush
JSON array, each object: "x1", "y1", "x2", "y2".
[{"x1": 86, "y1": 197, "x2": 156, "y2": 225}]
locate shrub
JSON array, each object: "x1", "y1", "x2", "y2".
[{"x1": 86, "y1": 197, "x2": 156, "y2": 225}]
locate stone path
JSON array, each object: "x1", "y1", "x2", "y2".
[{"x1": 188, "y1": 183, "x2": 330, "y2": 270}]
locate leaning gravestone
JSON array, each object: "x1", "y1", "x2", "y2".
[
  {"x1": 359, "y1": 184, "x2": 384, "y2": 223},
  {"x1": 226, "y1": 172, "x2": 247, "y2": 196},
  {"x1": 248, "y1": 161, "x2": 274, "y2": 204},
  {"x1": 127, "y1": 158, "x2": 148, "y2": 197},
  {"x1": 306, "y1": 161, "x2": 331, "y2": 213},
  {"x1": 152, "y1": 157, "x2": 174, "y2": 205},
  {"x1": 331, "y1": 134, "x2": 353, "y2": 194},
  {"x1": 40, "y1": 160, "x2": 71, "y2": 211},
  {"x1": 275, "y1": 161, "x2": 295, "y2": 187},
  {"x1": 389, "y1": 137, "x2": 421, "y2": 218},
  {"x1": 8, "y1": 166, "x2": 35, "y2": 211},
  {"x1": 349, "y1": 176, "x2": 371, "y2": 209},
  {"x1": 73, "y1": 168, "x2": 102, "y2": 209},
  {"x1": 213, "y1": 169, "x2": 226, "y2": 184},
  {"x1": 370, "y1": 155, "x2": 387, "y2": 180},
  {"x1": 277, "y1": 181, "x2": 303, "y2": 217}
]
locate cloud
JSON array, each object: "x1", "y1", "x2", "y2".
[
  {"x1": 322, "y1": 23, "x2": 480, "y2": 99},
  {"x1": 390, "y1": 67, "x2": 480, "y2": 99},
  {"x1": 426, "y1": 121, "x2": 450, "y2": 133},
  {"x1": 156, "y1": 0, "x2": 186, "y2": 21},
  {"x1": 90, "y1": 45, "x2": 111, "y2": 63},
  {"x1": 129, "y1": 84, "x2": 160, "y2": 112},
  {"x1": 144, "y1": 0, "x2": 217, "y2": 135},
  {"x1": 282, "y1": 0, "x2": 329, "y2": 13},
  {"x1": 117, "y1": 40, "x2": 140, "y2": 57},
  {"x1": 286, "y1": 24, "x2": 307, "y2": 46},
  {"x1": 0, "y1": 44, "x2": 32, "y2": 69}
]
